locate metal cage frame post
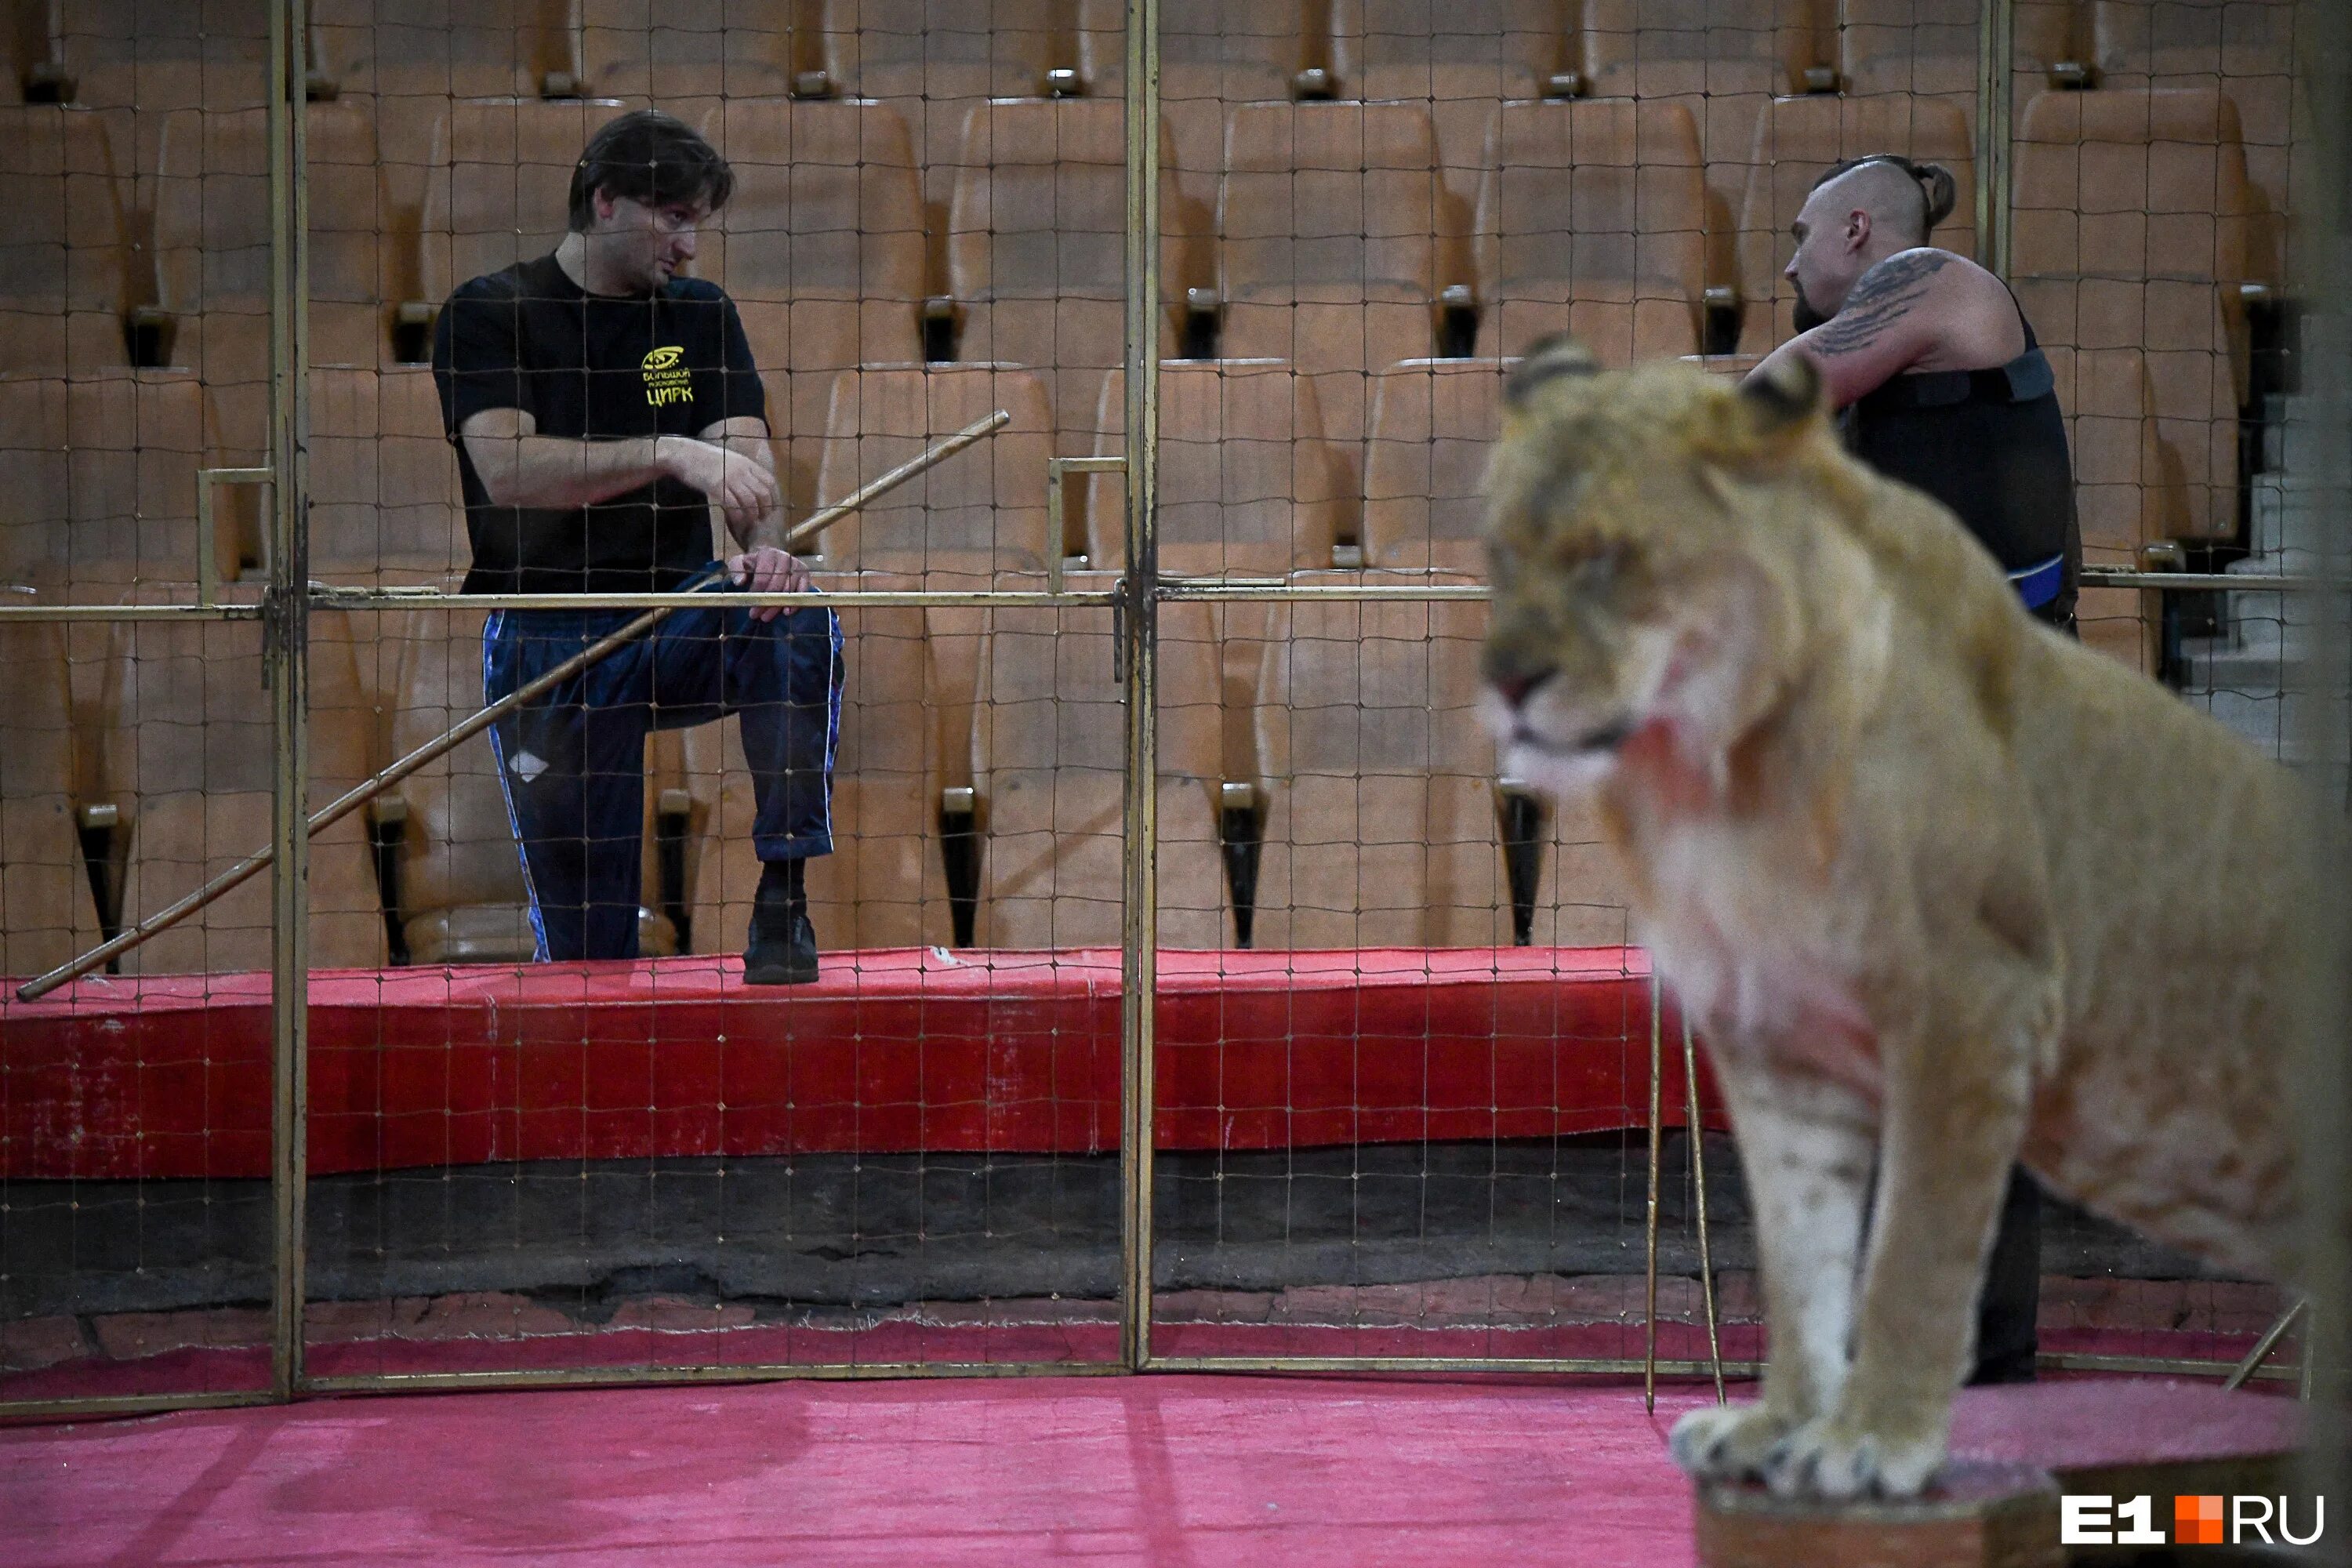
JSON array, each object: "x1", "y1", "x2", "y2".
[
  {"x1": 267, "y1": 0, "x2": 314, "y2": 1399},
  {"x1": 1119, "y1": 0, "x2": 1163, "y2": 1373},
  {"x1": 1976, "y1": 0, "x2": 2015, "y2": 278}
]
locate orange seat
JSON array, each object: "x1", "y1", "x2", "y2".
[
  {"x1": 1733, "y1": 93, "x2": 1976, "y2": 354},
  {"x1": 1252, "y1": 577, "x2": 1624, "y2": 948},
  {"x1": 378, "y1": 604, "x2": 537, "y2": 964},
  {"x1": 1329, "y1": 0, "x2": 1570, "y2": 184},
  {"x1": 813, "y1": 364, "x2": 1054, "y2": 579},
  {"x1": 0, "y1": 369, "x2": 211, "y2": 594},
  {"x1": 1085, "y1": 361, "x2": 1341, "y2": 578},
  {"x1": 149, "y1": 107, "x2": 270, "y2": 444},
  {"x1": 91, "y1": 596, "x2": 385, "y2": 975},
  {"x1": 0, "y1": 105, "x2": 130, "y2": 374},
  {"x1": 969, "y1": 583, "x2": 1229, "y2": 949},
  {"x1": 832, "y1": 0, "x2": 1071, "y2": 210},
  {"x1": 1838, "y1": 0, "x2": 1982, "y2": 101},
  {"x1": 945, "y1": 97, "x2": 1187, "y2": 445},
  {"x1": 814, "y1": 363, "x2": 1057, "y2": 818},
  {"x1": 421, "y1": 96, "x2": 634, "y2": 304},
  {"x1": 1359, "y1": 358, "x2": 1512, "y2": 573},
  {"x1": 2013, "y1": 86, "x2": 2249, "y2": 539},
  {"x1": 699, "y1": 96, "x2": 926, "y2": 518},
  {"x1": 1218, "y1": 100, "x2": 1446, "y2": 481},
  {"x1": 1088, "y1": 359, "x2": 1343, "y2": 784},
  {"x1": 580, "y1": 0, "x2": 792, "y2": 104},
  {"x1": 309, "y1": 366, "x2": 469, "y2": 576},
  {"x1": 1472, "y1": 96, "x2": 1706, "y2": 363},
  {"x1": 0, "y1": 601, "x2": 99, "y2": 981},
  {"x1": 315, "y1": 0, "x2": 587, "y2": 101}
]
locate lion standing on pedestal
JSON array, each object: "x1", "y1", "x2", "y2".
[{"x1": 1480, "y1": 335, "x2": 2327, "y2": 1499}]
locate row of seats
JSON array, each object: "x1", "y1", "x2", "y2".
[
  {"x1": 0, "y1": 573, "x2": 1631, "y2": 978},
  {"x1": 0, "y1": 84, "x2": 2263, "y2": 539},
  {"x1": 8, "y1": 2, "x2": 2293, "y2": 253},
  {"x1": 0, "y1": 355, "x2": 2227, "y2": 601},
  {"x1": 9, "y1": 2, "x2": 2290, "y2": 125}
]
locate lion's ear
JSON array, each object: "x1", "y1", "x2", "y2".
[
  {"x1": 1504, "y1": 334, "x2": 1600, "y2": 411},
  {"x1": 1738, "y1": 353, "x2": 1824, "y2": 434}
]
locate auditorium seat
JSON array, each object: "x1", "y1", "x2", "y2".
[
  {"x1": 1082, "y1": 0, "x2": 1294, "y2": 103},
  {"x1": 1472, "y1": 96, "x2": 1707, "y2": 363},
  {"x1": 419, "y1": 96, "x2": 633, "y2": 307},
  {"x1": 968, "y1": 583, "x2": 1229, "y2": 949},
  {"x1": 0, "y1": 601, "x2": 99, "y2": 980},
  {"x1": 313, "y1": 0, "x2": 587, "y2": 101},
  {"x1": 89, "y1": 594, "x2": 385, "y2": 975},
  {"x1": 1218, "y1": 100, "x2": 1446, "y2": 488},
  {"x1": 1359, "y1": 358, "x2": 1510, "y2": 573},
  {"x1": 1837, "y1": 0, "x2": 1982, "y2": 103},
  {"x1": 0, "y1": 368, "x2": 209, "y2": 595},
  {"x1": 0, "y1": 105, "x2": 131, "y2": 374},
  {"x1": 684, "y1": 575, "x2": 955, "y2": 955},
  {"x1": 1249, "y1": 579, "x2": 1518, "y2": 949},
  {"x1": 812, "y1": 364, "x2": 1054, "y2": 579},
  {"x1": 2089, "y1": 1, "x2": 2291, "y2": 281},
  {"x1": 1581, "y1": 0, "x2": 1814, "y2": 274},
  {"x1": 1084, "y1": 361, "x2": 1342, "y2": 578},
  {"x1": 149, "y1": 107, "x2": 275, "y2": 458},
  {"x1": 309, "y1": 96, "x2": 407, "y2": 368},
  {"x1": 2012, "y1": 85, "x2": 2248, "y2": 539},
  {"x1": 1328, "y1": 0, "x2": 1569, "y2": 188},
  {"x1": 2091, "y1": 0, "x2": 2292, "y2": 83},
  {"x1": 309, "y1": 366, "x2": 469, "y2": 577},
  {"x1": 945, "y1": 97, "x2": 1187, "y2": 445},
  {"x1": 1733, "y1": 92, "x2": 1976, "y2": 354},
  {"x1": 698, "y1": 97, "x2": 926, "y2": 519},
  {"x1": 579, "y1": 0, "x2": 793, "y2": 106},
  {"x1": 1087, "y1": 359, "x2": 1343, "y2": 786},
  {"x1": 835, "y1": 0, "x2": 1072, "y2": 209},
  {"x1": 814, "y1": 363, "x2": 1056, "y2": 808},
  {"x1": 2043, "y1": 342, "x2": 2166, "y2": 565},
  {"x1": 376, "y1": 605, "x2": 535, "y2": 964},
  {"x1": 67, "y1": 5, "x2": 270, "y2": 114}
]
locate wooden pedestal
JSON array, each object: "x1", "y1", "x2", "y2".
[{"x1": 1693, "y1": 1380, "x2": 2301, "y2": 1568}]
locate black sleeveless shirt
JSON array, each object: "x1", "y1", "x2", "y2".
[{"x1": 1840, "y1": 299, "x2": 2082, "y2": 626}]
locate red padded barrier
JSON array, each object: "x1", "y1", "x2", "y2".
[{"x1": 1, "y1": 948, "x2": 1715, "y2": 1179}]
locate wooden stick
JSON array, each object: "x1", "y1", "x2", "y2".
[{"x1": 15, "y1": 409, "x2": 1012, "y2": 1002}]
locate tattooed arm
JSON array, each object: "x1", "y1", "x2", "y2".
[{"x1": 1747, "y1": 249, "x2": 1956, "y2": 409}]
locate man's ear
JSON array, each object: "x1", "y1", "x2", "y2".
[{"x1": 1846, "y1": 206, "x2": 1872, "y2": 252}]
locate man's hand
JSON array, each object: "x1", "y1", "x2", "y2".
[
  {"x1": 660, "y1": 436, "x2": 780, "y2": 539},
  {"x1": 726, "y1": 545, "x2": 812, "y2": 622}
]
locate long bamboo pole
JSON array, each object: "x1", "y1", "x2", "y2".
[{"x1": 14, "y1": 410, "x2": 1010, "y2": 1003}]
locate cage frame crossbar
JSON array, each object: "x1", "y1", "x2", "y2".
[{"x1": 0, "y1": 0, "x2": 2305, "y2": 1419}]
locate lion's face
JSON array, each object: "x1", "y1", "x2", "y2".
[{"x1": 1480, "y1": 338, "x2": 1834, "y2": 798}]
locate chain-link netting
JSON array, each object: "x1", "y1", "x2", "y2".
[{"x1": 0, "y1": 0, "x2": 2336, "y2": 1410}]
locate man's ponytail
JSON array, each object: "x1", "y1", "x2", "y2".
[{"x1": 1915, "y1": 162, "x2": 1958, "y2": 232}]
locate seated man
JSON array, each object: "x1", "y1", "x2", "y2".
[{"x1": 432, "y1": 109, "x2": 837, "y2": 984}]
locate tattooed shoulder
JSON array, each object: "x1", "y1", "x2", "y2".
[{"x1": 1806, "y1": 250, "x2": 1953, "y2": 357}]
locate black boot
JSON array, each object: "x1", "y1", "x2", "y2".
[{"x1": 742, "y1": 860, "x2": 818, "y2": 985}]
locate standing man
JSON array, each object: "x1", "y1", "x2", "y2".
[
  {"x1": 1749, "y1": 153, "x2": 2081, "y2": 1383},
  {"x1": 433, "y1": 109, "x2": 837, "y2": 984}
]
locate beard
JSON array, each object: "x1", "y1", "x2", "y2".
[{"x1": 1791, "y1": 285, "x2": 1830, "y2": 335}]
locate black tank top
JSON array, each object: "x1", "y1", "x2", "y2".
[{"x1": 1841, "y1": 297, "x2": 2082, "y2": 626}]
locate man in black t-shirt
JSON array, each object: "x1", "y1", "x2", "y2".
[{"x1": 432, "y1": 110, "x2": 835, "y2": 983}]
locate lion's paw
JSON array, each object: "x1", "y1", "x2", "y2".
[
  {"x1": 1759, "y1": 1417, "x2": 1944, "y2": 1501},
  {"x1": 1669, "y1": 1401, "x2": 1794, "y2": 1481}
]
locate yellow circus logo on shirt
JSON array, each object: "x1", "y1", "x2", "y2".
[{"x1": 641, "y1": 344, "x2": 693, "y2": 408}]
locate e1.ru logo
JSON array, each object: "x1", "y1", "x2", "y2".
[{"x1": 2061, "y1": 1494, "x2": 2325, "y2": 1546}]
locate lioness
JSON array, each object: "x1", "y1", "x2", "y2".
[{"x1": 1482, "y1": 334, "x2": 2322, "y2": 1499}]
